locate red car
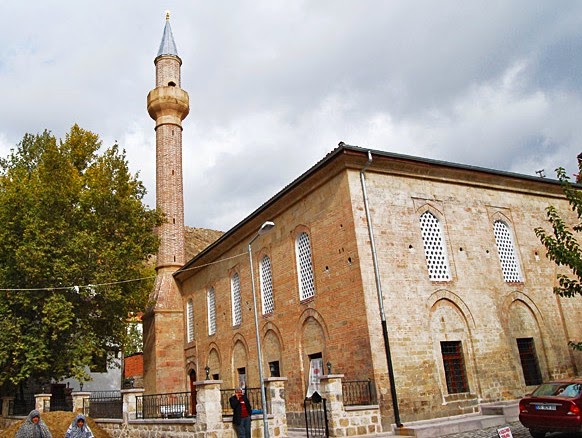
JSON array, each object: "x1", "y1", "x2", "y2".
[{"x1": 519, "y1": 379, "x2": 582, "y2": 437}]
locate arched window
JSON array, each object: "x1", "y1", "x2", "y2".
[
  {"x1": 231, "y1": 273, "x2": 242, "y2": 326},
  {"x1": 207, "y1": 287, "x2": 216, "y2": 336},
  {"x1": 186, "y1": 299, "x2": 194, "y2": 343},
  {"x1": 260, "y1": 255, "x2": 274, "y2": 314},
  {"x1": 296, "y1": 231, "x2": 316, "y2": 300},
  {"x1": 493, "y1": 220, "x2": 523, "y2": 282},
  {"x1": 419, "y1": 211, "x2": 451, "y2": 281}
]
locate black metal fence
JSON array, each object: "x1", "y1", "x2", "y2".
[
  {"x1": 136, "y1": 391, "x2": 194, "y2": 419},
  {"x1": 342, "y1": 380, "x2": 377, "y2": 406},
  {"x1": 219, "y1": 387, "x2": 268, "y2": 416},
  {"x1": 86, "y1": 391, "x2": 122, "y2": 419},
  {"x1": 304, "y1": 392, "x2": 329, "y2": 437},
  {"x1": 50, "y1": 392, "x2": 73, "y2": 412},
  {"x1": 9, "y1": 393, "x2": 35, "y2": 416}
]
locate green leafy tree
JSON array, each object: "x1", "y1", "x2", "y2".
[
  {"x1": 124, "y1": 317, "x2": 143, "y2": 357},
  {"x1": 535, "y1": 166, "x2": 582, "y2": 350},
  {"x1": 0, "y1": 125, "x2": 163, "y2": 388}
]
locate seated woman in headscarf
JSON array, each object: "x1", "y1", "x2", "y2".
[
  {"x1": 64, "y1": 414, "x2": 94, "y2": 438},
  {"x1": 15, "y1": 409, "x2": 52, "y2": 438}
]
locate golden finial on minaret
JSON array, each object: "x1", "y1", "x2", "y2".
[{"x1": 165, "y1": 10, "x2": 170, "y2": 20}]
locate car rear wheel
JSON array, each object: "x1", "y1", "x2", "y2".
[{"x1": 529, "y1": 430, "x2": 546, "y2": 438}]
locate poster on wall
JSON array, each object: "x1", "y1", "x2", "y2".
[
  {"x1": 238, "y1": 372, "x2": 246, "y2": 392},
  {"x1": 306, "y1": 357, "x2": 323, "y2": 398}
]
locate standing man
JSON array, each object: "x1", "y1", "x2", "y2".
[{"x1": 229, "y1": 387, "x2": 252, "y2": 438}]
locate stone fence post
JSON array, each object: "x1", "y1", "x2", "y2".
[
  {"x1": 265, "y1": 377, "x2": 288, "y2": 437},
  {"x1": 1, "y1": 396, "x2": 14, "y2": 417},
  {"x1": 320, "y1": 374, "x2": 345, "y2": 436},
  {"x1": 319, "y1": 374, "x2": 382, "y2": 436},
  {"x1": 121, "y1": 388, "x2": 144, "y2": 421},
  {"x1": 34, "y1": 393, "x2": 52, "y2": 414},
  {"x1": 194, "y1": 379, "x2": 225, "y2": 436},
  {"x1": 71, "y1": 391, "x2": 91, "y2": 415}
]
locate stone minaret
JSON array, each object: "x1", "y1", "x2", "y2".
[{"x1": 143, "y1": 12, "x2": 189, "y2": 394}]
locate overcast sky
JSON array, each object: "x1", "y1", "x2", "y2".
[{"x1": 1, "y1": 1, "x2": 582, "y2": 231}]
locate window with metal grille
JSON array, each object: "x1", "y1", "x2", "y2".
[
  {"x1": 419, "y1": 211, "x2": 451, "y2": 281},
  {"x1": 186, "y1": 299, "x2": 194, "y2": 343},
  {"x1": 296, "y1": 232, "x2": 316, "y2": 300},
  {"x1": 259, "y1": 255, "x2": 274, "y2": 314},
  {"x1": 493, "y1": 220, "x2": 523, "y2": 282},
  {"x1": 231, "y1": 273, "x2": 242, "y2": 326},
  {"x1": 207, "y1": 287, "x2": 216, "y2": 336},
  {"x1": 441, "y1": 341, "x2": 469, "y2": 394},
  {"x1": 517, "y1": 338, "x2": 542, "y2": 386}
]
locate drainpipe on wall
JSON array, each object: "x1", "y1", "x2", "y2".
[{"x1": 359, "y1": 149, "x2": 403, "y2": 428}]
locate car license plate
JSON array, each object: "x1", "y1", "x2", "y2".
[{"x1": 535, "y1": 405, "x2": 556, "y2": 411}]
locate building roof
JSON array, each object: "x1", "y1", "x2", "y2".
[
  {"x1": 157, "y1": 13, "x2": 179, "y2": 58},
  {"x1": 175, "y1": 143, "x2": 564, "y2": 278}
]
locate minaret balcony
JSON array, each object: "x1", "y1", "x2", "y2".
[{"x1": 147, "y1": 86, "x2": 190, "y2": 123}]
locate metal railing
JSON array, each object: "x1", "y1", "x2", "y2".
[
  {"x1": 87, "y1": 391, "x2": 122, "y2": 419},
  {"x1": 136, "y1": 391, "x2": 195, "y2": 419},
  {"x1": 342, "y1": 380, "x2": 377, "y2": 406},
  {"x1": 219, "y1": 387, "x2": 268, "y2": 415},
  {"x1": 50, "y1": 393, "x2": 73, "y2": 412},
  {"x1": 9, "y1": 393, "x2": 35, "y2": 416},
  {"x1": 304, "y1": 392, "x2": 329, "y2": 438}
]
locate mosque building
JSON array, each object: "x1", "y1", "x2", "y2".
[{"x1": 143, "y1": 15, "x2": 582, "y2": 429}]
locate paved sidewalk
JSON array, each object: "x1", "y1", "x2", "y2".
[
  {"x1": 441, "y1": 421, "x2": 527, "y2": 437},
  {"x1": 290, "y1": 421, "x2": 582, "y2": 437},
  {"x1": 442, "y1": 421, "x2": 580, "y2": 438}
]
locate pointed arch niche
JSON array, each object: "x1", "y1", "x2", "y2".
[
  {"x1": 428, "y1": 290, "x2": 478, "y2": 404},
  {"x1": 299, "y1": 309, "x2": 329, "y2": 397},
  {"x1": 503, "y1": 292, "x2": 548, "y2": 386},
  {"x1": 207, "y1": 345, "x2": 221, "y2": 380},
  {"x1": 232, "y1": 335, "x2": 250, "y2": 389},
  {"x1": 263, "y1": 322, "x2": 284, "y2": 378}
]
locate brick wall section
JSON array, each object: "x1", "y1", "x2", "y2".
[
  {"x1": 155, "y1": 122, "x2": 185, "y2": 268},
  {"x1": 124, "y1": 353, "x2": 143, "y2": 379},
  {"x1": 180, "y1": 168, "x2": 373, "y2": 427},
  {"x1": 156, "y1": 56, "x2": 181, "y2": 87}
]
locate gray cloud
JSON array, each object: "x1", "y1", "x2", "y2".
[{"x1": 2, "y1": 0, "x2": 582, "y2": 231}]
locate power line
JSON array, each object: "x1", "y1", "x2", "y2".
[{"x1": 0, "y1": 251, "x2": 247, "y2": 292}]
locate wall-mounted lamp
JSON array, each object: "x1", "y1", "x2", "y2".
[
  {"x1": 327, "y1": 361, "x2": 332, "y2": 374},
  {"x1": 205, "y1": 365, "x2": 210, "y2": 380}
]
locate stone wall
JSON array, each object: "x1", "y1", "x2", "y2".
[
  {"x1": 348, "y1": 159, "x2": 582, "y2": 424},
  {"x1": 0, "y1": 374, "x2": 383, "y2": 437}
]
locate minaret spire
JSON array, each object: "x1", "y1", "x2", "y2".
[
  {"x1": 143, "y1": 13, "x2": 190, "y2": 395},
  {"x1": 157, "y1": 11, "x2": 179, "y2": 58}
]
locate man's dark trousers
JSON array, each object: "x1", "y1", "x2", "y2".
[{"x1": 237, "y1": 416, "x2": 251, "y2": 438}]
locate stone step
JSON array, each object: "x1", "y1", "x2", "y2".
[
  {"x1": 480, "y1": 401, "x2": 519, "y2": 422},
  {"x1": 392, "y1": 413, "x2": 507, "y2": 437}
]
